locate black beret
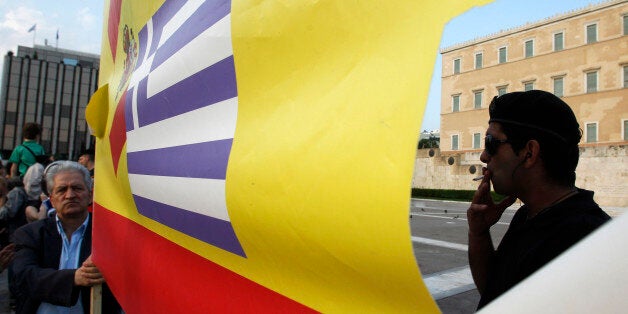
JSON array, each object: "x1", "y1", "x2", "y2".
[{"x1": 489, "y1": 90, "x2": 581, "y2": 144}]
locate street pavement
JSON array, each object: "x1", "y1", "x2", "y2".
[
  {"x1": 410, "y1": 198, "x2": 625, "y2": 313},
  {"x1": 410, "y1": 198, "x2": 518, "y2": 313}
]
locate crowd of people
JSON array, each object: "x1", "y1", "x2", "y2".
[
  {"x1": 0, "y1": 123, "x2": 119, "y2": 313},
  {"x1": 0, "y1": 90, "x2": 613, "y2": 312}
]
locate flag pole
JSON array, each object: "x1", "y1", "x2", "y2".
[
  {"x1": 90, "y1": 284, "x2": 102, "y2": 314},
  {"x1": 28, "y1": 24, "x2": 37, "y2": 46}
]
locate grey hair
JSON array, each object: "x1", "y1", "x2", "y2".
[{"x1": 44, "y1": 160, "x2": 93, "y2": 194}]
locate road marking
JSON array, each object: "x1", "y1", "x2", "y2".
[
  {"x1": 411, "y1": 213, "x2": 510, "y2": 226},
  {"x1": 423, "y1": 266, "x2": 476, "y2": 300},
  {"x1": 412, "y1": 237, "x2": 477, "y2": 299},
  {"x1": 411, "y1": 236, "x2": 468, "y2": 251}
]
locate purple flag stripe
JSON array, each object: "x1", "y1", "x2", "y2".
[
  {"x1": 124, "y1": 87, "x2": 135, "y2": 131},
  {"x1": 138, "y1": 56, "x2": 236, "y2": 127},
  {"x1": 136, "y1": 23, "x2": 149, "y2": 69},
  {"x1": 127, "y1": 139, "x2": 232, "y2": 179},
  {"x1": 133, "y1": 194, "x2": 246, "y2": 257},
  {"x1": 145, "y1": 0, "x2": 187, "y2": 62},
  {"x1": 151, "y1": 0, "x2": 231, "y2": 71}
]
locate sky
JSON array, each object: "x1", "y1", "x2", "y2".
[{"x1": 0, "y1": 0, "x2": 607, "y2": 132}]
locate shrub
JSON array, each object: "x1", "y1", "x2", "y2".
[{"x1": 411, "y1": 188, "x2": 507, "y2": 203}]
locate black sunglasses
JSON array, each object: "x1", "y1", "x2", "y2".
[{"x1": 484, "y1": 134, "x2": 511, "y2": 155}]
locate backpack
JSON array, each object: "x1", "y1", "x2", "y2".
[{"x1": 21, "y1": 145, "x2": 50, "y2": 167}]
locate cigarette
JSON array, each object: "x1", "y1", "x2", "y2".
[{"x1": 472, "y1": 175, "x2": 484, "y2": 181}]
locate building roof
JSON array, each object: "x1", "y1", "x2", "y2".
[{"x1": 441, "y1": 0, "x2": 625, "y2": 53}]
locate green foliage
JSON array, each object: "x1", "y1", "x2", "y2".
[
  {"x1": 411, "y1": 188, "x2": 507, "y2": 203},
  {"x1": 418, "y1": 137, "x2": 439, "y2": 149}
]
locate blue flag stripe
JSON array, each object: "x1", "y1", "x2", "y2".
[
  {"x1": 152, "y1": 0, "x2": 231, "y2": 71},
  {"x1": 133, "y1": 194, "x2": 246, "y2": 257},
  {"x1": 138, "y1": 56, "x2": 236, "y2": 127},
  {"x1": 127, "y1": 139, "x2": 232, "y2": 179}
]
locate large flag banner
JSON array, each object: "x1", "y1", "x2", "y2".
[{"x1": 87, "y1": 0, "x2": 490, "y2": 312}]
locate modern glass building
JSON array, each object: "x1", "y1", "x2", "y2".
[{"x1": 0, "y1": 44, "x2": 100, "y2": 160}]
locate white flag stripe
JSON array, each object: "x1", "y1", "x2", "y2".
[
  {"x1": 131, "y1": 87, "x2": 140, "y2": 130},
  {"x1": 129, "y1": 174, "x2": 231, "y2": 221},
  {"x1": 159, "y1": 0, "x2": 207, "y2": 47},
  {"x1": 144, "y1": 18, "x2": 154, "y2": 66},
  {"x1": 127, "y1": 18, "x2": 155, "y2": 91},
  {"x1": 126, "y1": 96, "x2": 237, "y2": 152},
  {"x1": 127, "y1": 54, "x2": 154, "y2": 90},
  {"x1": 148, "y1": 14, "x2": 232, "y2": 97}
]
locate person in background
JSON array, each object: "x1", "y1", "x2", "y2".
[
  {"x1": 467, "y1": 90, "x2": 611, "y2": 309},
  {"x1": 12, "y1": 161, "x2": 120, "y2": 313},
  {"x1": 0, "y1": 162, "x2": 6, "y2": 178},
  {"x1": 0, "y1": 177, "x2": 9, "y2": 243},
  {"x1": 8, "y1": 123, "x2": 46, "y2": 178},
  {"x1": 31, "y1": 161, "x2": 56, "y2": 220},
  {"x1": 0, "y1": 175, "x2": 39, "y2": 244},
  {"x1": 0, "y1": 167, "x2": 43, "y2": 309},
  {"x1": 23, "y1": 163, "x2": 46, "y2": 223},
  {"x1": 0, "y1": 243, "x2": 15, "y2": 273},
  {"x1": 77, "y1": 151, "x2": 95, "y2": 178}
]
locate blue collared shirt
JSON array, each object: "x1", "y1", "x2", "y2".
[{"x1": 37, "y1": 214, "x2": 90, "y2": 314}]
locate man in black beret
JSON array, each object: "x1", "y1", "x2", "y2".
[{"x1": 466, "y1": 90, "x2": 610, "y2": 309}]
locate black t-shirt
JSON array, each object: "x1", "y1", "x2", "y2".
[{"x1": 478, "y1": 189, "x2": 611, "y2": 309}]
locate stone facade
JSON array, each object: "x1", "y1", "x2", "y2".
[
  {"x1": 420, "y1": 0, "x2": 628, "y2": 208},
  {"x1": 412, "y1": 145, "x2": 628, "y2": 207},
  {"x1": 440, "y1": 0, "x2": 627, "y2": 153}
]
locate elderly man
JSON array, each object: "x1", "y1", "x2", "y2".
[
  {"x1": 12, "y1": 161, "x2": 119, "y2": 313},
  {"x1": 467, "y1": 90, "x2": 610, "y2": 309}
]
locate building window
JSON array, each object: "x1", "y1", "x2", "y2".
[
  {"x1": 62, "y1": 58, "x2": 78, "y2": 66},
  {"x1": 553, "y1": 77, "x2": 564, "y2": 97},
  {"x1": 624, "y1": 119, "x2": 628, "y2": 140},
  {"x1": 475, "y1": 53, "x2": 483, "y2": 69},
  {"x1": 60, "y1": 105, "x2": 71, "y2": 118},
  {"x1": 498, "y1": 47, "x2": 507, "y2": 64},
  {"x1": 497, "y1": 86, "x2": 507, "y2": 96},
  {"x1": 586, "y1": 23, "x2": 597, "y2": 44},
  {"x1": 586, "y1": 71, "x2": 598, "y2": 93},
  {"x1": 473, "y1": 133, "x2": 481, "y2": 149},
  {"x1": 453, "y1": 58, "x2": 461, "y2": 74},
  {"x1": 474, "y1": 90, "x2": 483, "y2": 109},
  {"x1": 524, "y1": 81, "x2": 534, "y2": 91},
  {"x1": 554, "y1": 32, "x2": 564, "y2": 51},
  {"x1": 452, "y1": 95, "x2": 460, "y2": 112},
  {"x1": 624, "y1": 65, "x2": 628, "y2": 88},
  {"x1": 624, "y1": 15, "x2": 628, "y2": 36},
  {"x1": 524, "y1": 39, "x2": 534, "y2": 58},
  {"x1": 452, "y1": 134, "x2": 459, "y2": 150},
  {"x1": 585, "y1": 122, "x2": 597, "y2": 143}
]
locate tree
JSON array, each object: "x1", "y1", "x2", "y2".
[{"x1": 418, "y1": 135, "x2": 439, "y2": 149}]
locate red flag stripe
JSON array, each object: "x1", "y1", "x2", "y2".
[
  {"x1": 92, "y1": 203, "x2": 315, "y2": 313},
  {"x1": 108, "y1": 92, "x2": 127, "y2": 174},
  {"x1": 108, "y1": 0, "x2": 122, "y2": 60}
]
